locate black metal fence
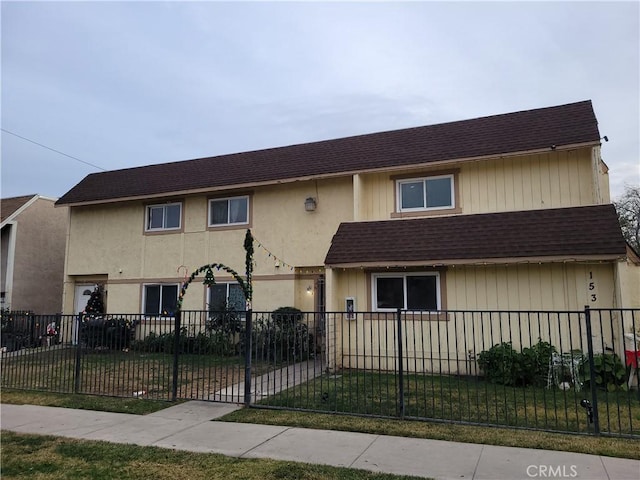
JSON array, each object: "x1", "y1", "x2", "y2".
[{"x1": 2, "y1": 307, "x2": 639, "y2": 437}]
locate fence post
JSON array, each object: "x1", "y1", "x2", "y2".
[
  {"x1": 396, "y1": 308, "x2": 405, "y2": 418},
  {"x1": 244, "y1": 309, "x2": 253, "y2": 406},
  {"x1": 172, "y1": 309, "x2": 181, "y2": 401},
  {"x1": 584, "y1": 305, "x2": 600, "y2": 435},
  {"x1": 74, "y1": 315, "x2": 82, "y2": 394}
]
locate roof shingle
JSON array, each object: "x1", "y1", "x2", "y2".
[
  {"x1": 1, "y1": 195, "x2": 37, "y2": 224},
  {"x1": 56, "y1": 100, "x2": 600, "y2": 206},
  {"x1": 324, "y1": 205, "x2": 626, "y2": 266}
]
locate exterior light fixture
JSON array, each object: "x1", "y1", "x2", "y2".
[
  {"x1": 304, "y1": 197, "x2": 317, "y2": 212},
  {"x1": 306, "y1": 286, "x2": 313, "y2": 294}
]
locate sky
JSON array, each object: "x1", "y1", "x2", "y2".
[{"x1": 1, "y1": 1, "x2": 639, "y2": 201}]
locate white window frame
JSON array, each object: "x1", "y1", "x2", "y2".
[
  {"x1": 396, "y1": 174, "x2": 455, "y2": 212},
  {"x1": 142, "y1": 283, "x2": 179, "y2": 318},
  {"x1": 208, "y1": 195, "x2": 250, "y2": 227},
  {"x1": 145, "y1": 202, "x2": 182, "y2": 232},
  {"x1": 372, "y1": 272, "x2": 441, "y2": 312}
]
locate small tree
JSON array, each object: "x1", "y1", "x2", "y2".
[
  {"x1": 614, "y1": 184, "x2": 640, "y2": 253},
  {"x1": 84, "y1": 285, "x2": 105, "y2": 316}
]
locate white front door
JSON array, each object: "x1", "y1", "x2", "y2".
[
  {"x1": 74, "y1": 284, "x2": 94, "y2": 314},
  {"x1": 73, "y1": 284, "x2": 94, "y2": 345}
]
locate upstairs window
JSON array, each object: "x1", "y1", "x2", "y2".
[
  {"x1": 209, "y1": 196, "x2": 249, "y2": 227},
  {"x1": 143, "y1": 284, "x2": 178, "y2": 317},
  {"x1": 146, "y1": 203, "x2": 182, "y2": 231},
  {"x1": 373, "y1": 273, "x2": 440, "y2": 311},
  {"x1": 397, "y1": 175, "x2": 454, "y2": 212}
]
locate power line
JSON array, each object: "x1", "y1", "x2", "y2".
[{"x1": 1, "y1": 128, "x2": 107, "y2": 171}]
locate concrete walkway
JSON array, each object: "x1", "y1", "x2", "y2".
[
  {"x1": 2, "y1": 401, "x2": 638, "y2": 480},
  {"x1": 210, "y1": 358, "x2": 324, "y2": 402}
]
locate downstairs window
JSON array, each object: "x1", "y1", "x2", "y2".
[{"x1": 373, "y1": 273, "x2": 440, "y2": 311}]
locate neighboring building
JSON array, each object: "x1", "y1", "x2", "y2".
[
  {"x1": 1, "y1": 194, "x2": 69, "y2": 313},
  {"x1": 55, "y1": 100, "x2": 639, "y2": 323}
]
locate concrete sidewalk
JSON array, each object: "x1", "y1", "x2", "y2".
[{"x1": 1, "y1": 401, "x2": 638, "y2": 480}]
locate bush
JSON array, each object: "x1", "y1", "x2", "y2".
[
  {"x1": 130, "y1": 331, "x2": 173, "y2": 353},
  {"x1": 522, "y1": 339, "x2": 557, "y2": 385},
  {"x1": 80, "y1": 316, "x2": 135, "y2": 350},
  {"x1": 130, "y1": 328, "x2": 240, "y2": 356},
  {"x1": 130, "y1": 302, "x2": 245, "y2": 356},
  {"x1": 130, "y1": 306, "x2": 315, "y2": 361},
  {"x1": 477, "y1": 342, "x2": 519, "y2": 386},
  {"x1": 206, "y1": 302, "x2": 244, "y2": 356},
  {"x1": 581, "y1": 353, "x2": 628, "y2": 392},
  {"x1": 271, "y1": 306, "x2": 304, "y2": 328},
  {"x1": 248, "y1": 307, "x2": 313, "y2": 362},
  {"x1": 477, "y1": 339, "x2": 556, "y2": 387}
]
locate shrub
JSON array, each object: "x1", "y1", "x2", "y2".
[
  {"x1": 522, "y1": 340, "x2": 557, "y2": 386},
  {"x1": 271, "y1": 306, "x2": 304, "y2": 328},
  {"x1": 206, "y1": 302, "x2": 244, "y2": 356},
  {"x1": 80, "y1": 316, "x2": 135, "y2": 350},
  {"x1": 477, "y1": 339, "x2": 556, "y2": 387},
  {"x1": 248, "y1": 307, "x2": 313, "y2": 362},
  {"x1": 130, "y1": 327, "x2": 241, "y2": 356},
  {"x1": 130, "y1": 307, "x2": 315, "y2": 361},
  {"x1": 477, "y1": 342, "x2": 519, "y2": 386},
  {"x1": 130, "y1": 331, "x2": 178, "y2": 353},
  {"x1": 581, "y1": 353, "x2": 628, "y2": 392}
]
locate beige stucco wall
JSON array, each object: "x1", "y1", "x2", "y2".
[
  {"x1": 63, "y1": 177, "x2": 353, "y2": 314},
  {"x1": 5, "y1": 198, "x2": 68, "y2": 314}
]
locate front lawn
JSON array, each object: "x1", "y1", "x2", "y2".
[{"x1": 256, "y1": 370, "x2": 640, "y2": 436}]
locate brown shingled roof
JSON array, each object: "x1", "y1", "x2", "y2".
[
  {"x1": 56, "y1": 100, "x2": 600, "y2": 206},
  {"x1": 1, "y1": 195, "x2": 37, "y2": 224},
  {"x1": 324, "y1": 205, "x2": 626, "y2": 266}
]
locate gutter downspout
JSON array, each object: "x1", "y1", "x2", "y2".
[{"x1": 353, "y1": 173, "x2": 362, "y2": 222}]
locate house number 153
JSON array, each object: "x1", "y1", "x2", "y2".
[{"x1": 588, "y1": 271, "x2": 597, "y2": 302}]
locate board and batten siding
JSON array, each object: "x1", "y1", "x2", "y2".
[
  {"x1": 326, "y1": 262, "x2": 618, "y2": 373},
  {"x1": 355, "y1": 149, "x2": 598, "y2": 221},
  {"x1": 329, "y1": 263, "x2": 615, "y2": 313}
]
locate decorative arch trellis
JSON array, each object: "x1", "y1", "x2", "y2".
[
  {"x1": 171, "y1": 229, "x2": 254, "y2": 402},
  {"x1": 176, "y1": 229, "x2": 254, "y2": 310}
]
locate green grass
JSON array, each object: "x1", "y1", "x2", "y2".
[
  {"x1": 1, "y1": 389, "x2": 177, "y2": 415},
  {"x1": 256, "y1": 370, "x2": 640, "y2": 436},
  {"x1": 0, "y1": 431, "x2": 425, "y2": 480},
  {"x1": 0, "y1": 347, "x2": 272, "y2": 400}
]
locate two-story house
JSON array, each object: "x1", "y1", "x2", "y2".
[
  {"x1": 1, "y1": 194, "x2": 69, "y2": 314},
  {"x1": 55, "y1": 100, "x2": 638, "y2": 332}
]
